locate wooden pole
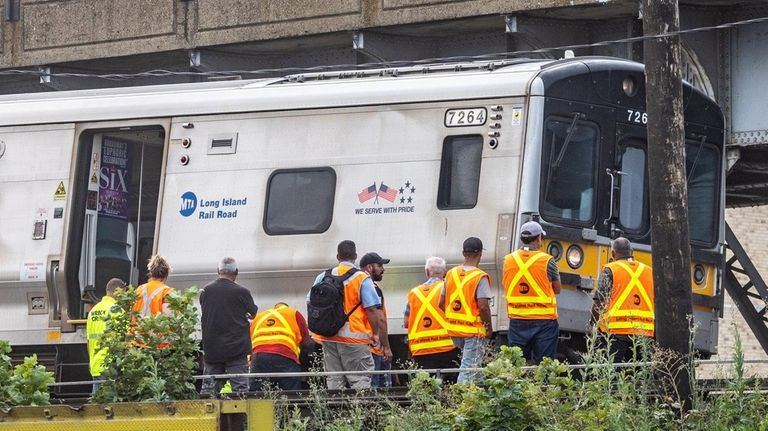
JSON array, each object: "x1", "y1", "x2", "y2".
[{"x1": 642, "y1": 0, "x2": 693, "y2": 411}]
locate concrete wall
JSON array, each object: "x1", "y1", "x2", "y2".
[{"x1": 0, "y1": 0, "x2": 606, "y2": 69}]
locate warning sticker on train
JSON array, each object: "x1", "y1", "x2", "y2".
[
  {"x1": 179, "y1": 191, "x2": 247, "y2": 220},
  {"x1": 355, "y1": 180, "x2": 415, "y2": 215}
]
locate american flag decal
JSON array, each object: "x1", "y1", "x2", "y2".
[
  {"x1": 378, "y1": 183, "x2": 397, "y2": 203},
  {"x1": 358, "y1": 183, "x2": 377, "y2": 203}
]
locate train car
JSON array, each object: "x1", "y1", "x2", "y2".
[{"x1": 0, "y1": 56, "x2": 724, "y2": 383}]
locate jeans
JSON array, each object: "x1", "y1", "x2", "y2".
[
  {"x1": 201, "y1": 357, "x2": 249, "y2": 396},
  {"x1": 507, "y1": 319, "x2": 559, "y2": 364},
  {"x1": 250, "y1": 353, "x2": 302, "y2": 391},
  {"x1": 452, "y1": 336, "x2": 487, "y2": 385},
  {"x1": 372, "y1": 353, "x2": 392, "y2": 388}
]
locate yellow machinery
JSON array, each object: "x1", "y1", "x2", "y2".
[{"x1": 0, "y1": 399, "x2": 273, "y2": 431}]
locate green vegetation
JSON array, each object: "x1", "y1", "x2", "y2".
[
  {"x1": 270, "y1": 330, "x2": 768, "y2": 431},
  {"x1": 0, "y1": 340, "x2": 54, "y2": 407},
  {"x1": 91, "y1": 285, "x2": 200, "y2": 403}
]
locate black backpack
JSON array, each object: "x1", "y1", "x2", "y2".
[{"x1": 307, "y1": 268, "x2": 361, "y2": 337}]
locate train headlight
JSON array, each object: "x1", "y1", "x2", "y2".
[
  {"x1": 547, "y1": 241, "x2": 563, "y2": 262},
  {"x1": 566, "y1": 245, "x2": 584, "y2": 269},
  {"x1": 693, "y1": 264, "x2": 706, "y2": 285},
  {"x1": 623, "y1": 76, "x2": 637, "y2": 97}
]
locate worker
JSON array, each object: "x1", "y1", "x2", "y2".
[
  {"x1": 250, "y1": 302, "x2": 311, "y2": 391},
  {"x1": 87, "y1": 278, "x2": 125, "y2": 393},
  {"x1": 592, "y1": 237, "x2": 655, "y2": 362},
  {"x1": 442, "y1": 237, "x2": 493, "y2": 385},
  {"x1": 404, "y1": 256, "x2": 460, "y2": 383},
  {"x1": 360, "y1": 252, "x2": 391, "y2": 388},
  {"x1": 504, "y1": 220, "x2": 561, "y2": 364},
  {"x1": 200, "y1": 257, "x2": 258, "y2": 396},
  {"x1": 133, "y1": 254, "x2": 174, "y2": 317},
  {"x1": 307, "y1": 240, "x2": 391, "y2": 390}
]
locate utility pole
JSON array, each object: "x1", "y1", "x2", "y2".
[{"x1": 642, "y1": 0, "x2": 693, "y2": 411}]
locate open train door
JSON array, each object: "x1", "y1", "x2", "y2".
[{"x1": 57, "y1": 120, "x2": 170, "y2": 327}]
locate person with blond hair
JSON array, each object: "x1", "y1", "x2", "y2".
[{"x1": 133, "y1": 255, "x2": 174, "y2": 317}]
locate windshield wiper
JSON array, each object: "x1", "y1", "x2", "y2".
[
  {"x1": 686, "y1": 134, "x2": 707, "y2": 184},
  {"x1": 552, "y1": 112, "x2": 585, "y2": 169}
]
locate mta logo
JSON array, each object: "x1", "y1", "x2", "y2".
[{"x1": 179, "y1": 191, "x2": 197, "y2": 217}]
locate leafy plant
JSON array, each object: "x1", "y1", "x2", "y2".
[
  {"x1": 91, "y1": 285, "x2": 200, "y2": 403},
  {"x1": 0, "y1": 341, "x2": 54, "y2": 407}
]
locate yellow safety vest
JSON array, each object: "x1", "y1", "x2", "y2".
[
  {"x1": 250, "y1": 305, "x2": 302, "y2": 357},
  {"x1": 86, "y1": 296, "x2": 120, "y2": 377}
]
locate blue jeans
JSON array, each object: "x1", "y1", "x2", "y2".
[
  {"x1": 452, "y1": 336, "x2": 487, "y2": 385},
  {"x1": 507, "y1": 319, "x2": 559, "y2": 364},
  {"x1": 372, "y1": 353, "x2": 392, "y2": 388},
  {"x1": 250, "y1": 353, "x2": 301, "y2": 391}
]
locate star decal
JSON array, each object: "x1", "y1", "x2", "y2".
[
  {"x1": 410, "y1": 186, "x2": 416, "y2": 194},
  {"x1": 405, "y1": 180, "x2": 411, "y2": 188},
  {"x1": 399, "y1": 187, "x2": 404, "y2": 194},
  {"x1": 407, "y1": 196, "x2": 413, "y2": 203},
  {"x1": 400, "y1": 197, "x2": 406, "y2": 204}
]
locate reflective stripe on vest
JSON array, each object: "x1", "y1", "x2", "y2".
[
  {"x1": 600, "y1": 260, "x2": 655, "y2": 337},
  {"x1": 444, "y1": 267, "x2": 486, "y2": 337},
  {"x1": 313, "y1": 264, "x2": 374, "y2": 344},
  {"x1": 86, "y1": 296, "x2": 118, "y2": 377},
  {"x1": 251, "y1": 305, "x2": 301, "y2": 357},
  {"x1": 504, "y1": 250, "x2": 557, "y2": 320},
  {"x1": 407, "y1": 282, "x2": 454, "y2": 356}
]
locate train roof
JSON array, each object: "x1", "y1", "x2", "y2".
[
  {"x1": 0, "y1": 57, "x2": 717, "y2": 127},
  {"x1": 0, "y1": 58, "x2": 554, "y2": 127}
]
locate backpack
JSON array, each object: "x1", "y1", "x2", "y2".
[{"x1": 308, "y1": 268, "x2": 361, "y2": 337}]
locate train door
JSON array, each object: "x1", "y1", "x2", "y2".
[{"x1": 62, "y1": 123, "x2": 168, "y2": 320}]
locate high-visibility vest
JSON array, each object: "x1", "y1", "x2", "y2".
[
  {"x1": 312, "y1": 264, "x2": 374, "y2": 344},
  {"x1": 443, "y1": 266, "x2": 489, "y2": 337},
  {"x1": 503, "y1": 249, "x2": 558, "y2": 320},
  {"x1": 599, "y1": 259, "x2": 655, "y2": 337},
  {"x1": 132, "y1": 279, "x2": 173, "y2": 317},
  {"x1": 250, "y1": 305, "x2": 302, "y2": 357},
  {"x1": 86, "y1": 296, "x2": 120, "y2": 377},
  {"x1": 407, "y1": 281, "x2": 455, "y2": 356}
]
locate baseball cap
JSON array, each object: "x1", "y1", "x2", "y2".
[
  {"x1": 462, "y1": 237, "x2": 485, "y2": 253},
  {"x1": 520, "y1": 221, "x2": 546, "y2": 237},
  {"x1": 360, "y1": 252, "x2": 390, "y2": 267}
]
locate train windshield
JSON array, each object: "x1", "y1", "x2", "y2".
[
  {"x1": 686, "y1": 141, "x2": 719, "y2": 245},
  {"x1": 540, "y1": 117, "x2": 598, "y2": 225}
]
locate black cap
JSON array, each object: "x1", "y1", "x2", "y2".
[
  {"x1": 360, "y1": 252, "x2": 390, "y2": 267},
  {"x1": 462, "y1": 237, "x2": 484, "y2": 253}
]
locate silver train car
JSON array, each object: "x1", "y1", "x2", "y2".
[{"x1": 0, "y1": 56, "x2": 725, "y2": 384}]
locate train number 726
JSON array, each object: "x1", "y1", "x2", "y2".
[{"x1": 626, "y1": 109, "x2": 648, "y2": 125}]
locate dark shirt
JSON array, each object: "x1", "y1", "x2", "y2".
[{"x1": 200, "y1": 277, "x2": 258, "y2": 363}]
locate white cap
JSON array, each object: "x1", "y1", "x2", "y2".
[{"x1": 520, "y1": 221, "x2": 546, "y2": 237}]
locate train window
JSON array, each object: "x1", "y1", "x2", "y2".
[
  {"x1": 264, "y1": 168, "x2": 336, "y2": 235},
  {"x1": 437, "y1": 135, "x2": 483, "y2": 209},
  {"x1": 540, "y1": 118, "x2": 598, "y2": 225},
  {"x1": 686, "y1": 142, "x2": 719, "y2": 245},
  {"x1": 618, "y1": 144, "x2": 648, "y2": 232}
]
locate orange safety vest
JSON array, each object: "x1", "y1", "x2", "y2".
[
  {"x1": 313, "y1": 264, "x2": 374, "y2": 344},
  {"x1": 131, "y1": 279, "x2": 174, "y2": 348},
  {"x1": 250, "y1": 305, "x2": 302, "y2": 357},
  {"x1": 443, "y1": 266, "x2": 489, "y2": 337},
  {"x1": 132, "y1": 279, "x2": 173, "y2": 317},
  {"x1": 599, "y1": 259, "x2": 655, "y2": 337},
  {"x1": 503, "y1": 249, "x2": 558, "y2": 320},
  {"x1": 407, "y1": 281, "x2": 455, "y2": 356}
]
